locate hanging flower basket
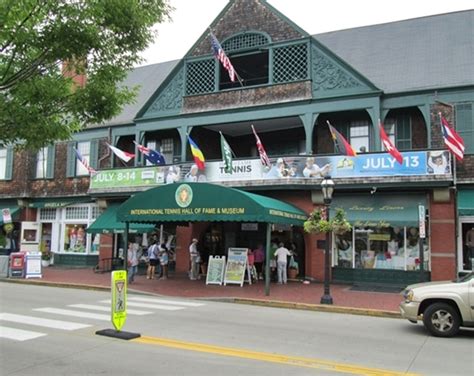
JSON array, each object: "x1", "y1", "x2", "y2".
[{"x1": 304, "y1": 208, "x2": 352, "y2": 234}]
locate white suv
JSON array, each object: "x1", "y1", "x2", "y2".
[{"x1": 400, "y1": 272, "x2": 474, "y2": 337}]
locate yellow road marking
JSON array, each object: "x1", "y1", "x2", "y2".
[{"x1": 133, "y1": 336, "x2": 419, "y2": 376}]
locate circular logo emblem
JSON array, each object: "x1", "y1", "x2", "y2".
[
  {"x1": 3, "y1": 223, "x2": 14, "y2": 234},
  {"x1": 175, "y1": 184, "x2": 193, "y2": 208}
]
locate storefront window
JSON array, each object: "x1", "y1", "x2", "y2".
[
  {"x1": 64, "y1": 224, "x2": 87, "y2": 253},
  {"x1": 334, "y1": 225, "x2": 430, "y2": 271}
]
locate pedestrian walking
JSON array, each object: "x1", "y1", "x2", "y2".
[
  {"x1": 146, "y1": 241, "x2": 159, "y2": 279},
  {"x1": 159, "y1": 243, "x2": 169, "y2": 280},
  {"x1": 127, "y1": 241, "x2": 139, "y2": 284}
]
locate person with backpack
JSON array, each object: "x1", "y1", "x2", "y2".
[{"x1": 146, "y1": 241, "x2": 159, "y2": 279}]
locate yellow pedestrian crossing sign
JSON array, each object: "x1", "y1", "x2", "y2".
[{"x1": 111, "y1": 270, "x2": 127, "y2": 331}]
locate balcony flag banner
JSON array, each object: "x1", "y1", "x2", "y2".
[
  {"x1": 220, "y1": 132, "x2": 234, "y2": 174},
  {"x1": 326, "y1": 121, "x2": 357, "y2": 157},
  {"x1": 210, "y1": 31, "x2": 238, "y2": 83},
  {"x1": 133, "y1": 141, "x2": 166, "y2": 165},
  {"x1": 187, "y1": 135, "x2": 205, "y2": 170},
  {"x1": 74, "y1": 148, "x2": 96, "y2": 175},
  {"x1": 378, "y1": 121, "x2": 403, "y2": 165},
  {"x1": 439, "y1": 113, "x2": 464, "y2": 161},
  {"x1": 251, "y1": 125, "x2": 271, "y2": 168},
  {"x1": 106, "y1": 143, "x2": 135, "y2": 163}
]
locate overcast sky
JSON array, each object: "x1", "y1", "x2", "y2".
[{"x1": 139, "y1": 0, "x2": 473, "y2": 66}]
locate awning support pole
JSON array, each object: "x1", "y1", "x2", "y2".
[
  {"x1": 265, "y1": 223, "x2": 271, "y2": 296},
  {"x1": 123, "y1": 222, "x2": 129, "y2": 271}
]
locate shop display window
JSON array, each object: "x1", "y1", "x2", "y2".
[
  {"x1": 334, "y1": 225, "x2": 430, "y2": 271},
  {"x1": 64, "y1": 224, "x2": 87, "y2": 253}
]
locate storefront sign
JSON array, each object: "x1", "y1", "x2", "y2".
[
  {"x1": 111, "y1": 270, "x2": 127, "y2": 331},
  {"x1": 90, "y1": 167, "x2": 165, "y2": 189},
  {"x1": 89, "y1": 150, "x2": 451, "y2": 192},
  {"x1": 206, "y1": 256, "x2": 226, "y2": 285},
  {"x1": 419, "y1": 205, "x2": 426, "y2": 238},
  {"x1": 224, "y1": 248, "x2": 249, "y2": 287}
]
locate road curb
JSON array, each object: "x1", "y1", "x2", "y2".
[
  {"x1": 0, "y1": 278, "x2": 110, "y2": 292},
  {"x1": 230, "y1": 298, "x2": 401, "y2": 319}
]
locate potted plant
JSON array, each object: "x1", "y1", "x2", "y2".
[
  {"x1": 304, "y1": 208, "x2": 351, "y2": 235},
  {"x1": 41, "y1": 251, "x2": 52, "y2": 267}
]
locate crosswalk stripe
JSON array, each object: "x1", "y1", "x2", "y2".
[
  {"x1": 127, "y1": 297, "x2": 205, "y2": 307},
  {"x1": 0, "y1": 326, "x2": 46, "y2": 341},
  {"x1": 68, "y1": 304, "x2": 152, "y2": 316},
  {"x1": 0, "y1": 313, "x2": 91, "y2": 330},
  {"x1": 100, "y1": 300, "x2": 184, "y2": 311},
  {"x1": 33, "y1": 308, "x2": 110, "y2": 321}
]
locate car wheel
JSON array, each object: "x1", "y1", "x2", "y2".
[{"x1": 422, "y1": 302, "x2": 460, "y2": 337}]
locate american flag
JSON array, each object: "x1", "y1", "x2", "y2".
[
  {"x1": 251, "y1": 125, "x2": 271, "y2": 168},
  {"x1": 74, "y1": 148, "x2": 96, "y2": 175},
  {"x1": 440, "y1": 113, "x2": 464, "y2": 161},
  {"x1": 210, "y1": 32, "x2": 236, "y2": 82}
]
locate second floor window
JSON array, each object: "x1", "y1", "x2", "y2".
[
  {"x1": 385, "y1": 114, "x2": 412, "y2": 150},
  {"x1": 0, "y1": 149, "x2": 6, "y2": 179},
  {"x1": 76, "y1": 142, "x2": 91, "y2": 176},
  {"x1": 36, "y1": 147, "x2": 48, "y2": 179},
  {"x1": 349, "y1": 121, "x2": 370, "y2": 153}
]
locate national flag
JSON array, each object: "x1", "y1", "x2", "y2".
[
  {"x1": 187, "y1": 136, "x2": 205, "y2": 170},
  {"x1": 133, "y1": 141, "x2": 166, "y2": 165},
  {"x1": 439, "y1": 113, "x2": 464, "y2": 161},
  {"x1": 326, "y1": 121, "x2": 357, "y2": 157},
  {"x1": 74, "y1": 148, "x2": 96, "y2": 175},
  {"x1": 210, "y1": 31, "x2": 236, "y2": 82},
  {"x1": 220, "y1": 132, "x2": 233, "y2": 174},
  {"x1": 378, "y1": 121, "x2": 403, "y2": 165},
  {"x1": 251, "y1": 125, "x2": 271, "y2": 168},
  {"x1": 106, "y1": 143, "x2": 135, "y2": 163}
]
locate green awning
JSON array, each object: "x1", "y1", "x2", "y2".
[
  {"x1": 87, "y1": 203, "x2": 156, "y2": 234},
  {"x1": 458, "y1": 190, "x2": 474, "y2": 216},
  {"x1": 28, "y1": 197, "x2": 91, "y2": 208},
  {"x1": 331, "y1": 194, "x2": 426, "y2": 227},
  {"x1": 0, "y1": 206, "x2": 20, "y2": 225},
  {"x1": 117, "y1": 183, "x2": 307, "y2": 226}
]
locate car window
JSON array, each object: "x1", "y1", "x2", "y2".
[{"x1": 456, "y1": 272, "x2": 474, "y2": 283}]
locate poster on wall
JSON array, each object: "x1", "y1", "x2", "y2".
[
  {"x1": 206, "y1": 256, "x2": 226, "y2": 285},
  {"x1": 224, "y1": 248, "x2": 249, "y2": 287}
]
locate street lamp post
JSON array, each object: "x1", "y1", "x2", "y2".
[{"x1": 320, "y1": 176, "x2": 335, "y2": 305}]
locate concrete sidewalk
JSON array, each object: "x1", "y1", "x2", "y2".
[{"x1": 2, "y1": 266, "x2": 404, "y2": 318}]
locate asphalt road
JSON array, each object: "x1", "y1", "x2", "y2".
[{"x1": 0, "y1": 282, "x2": 473, "y2": 376}]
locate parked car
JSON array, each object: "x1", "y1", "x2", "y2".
[{"x1": 400, "y1": 272, "x2": 474, "y2": 337}]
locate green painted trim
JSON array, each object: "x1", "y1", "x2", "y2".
[
  {"x1": 4, "y1": 147, "x2": 14, "y2": 180},
  {"x1": 54, "y1": 254, "x2": 99, "y2": 267},
  {"x1": 310, "y1": 37, "x2": 379, "y2": 92},
  {"x1": 72, "y1": 129, "x2": 108, "y2": 141}
]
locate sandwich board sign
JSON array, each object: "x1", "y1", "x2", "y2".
[
  {"x1": 111, "y1": 270, "x2": 127, "y2": 331},
  {"x1": 206, "y1": 256, "x2": 226, "y2": 285},
  {"x1": 224, "y1": 248, "x2": 251, "y2": 287}
]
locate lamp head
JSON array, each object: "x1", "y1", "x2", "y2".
[{"x1": 321, "y1": 176, "x2": 335, "y2": 204}]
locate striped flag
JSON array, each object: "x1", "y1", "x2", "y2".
[
  {"x1": 74, "y1": 148, "x2": 96, "y2": 175},
  {"x1": 210, "y1": 32, "x2": 236, "y2": 82},
  {"x1": 187, "y1": 136, "x2": 205, "y2": 170},
  {"x1": 326, "y1": 121, "x2": 357, "y2": 157},
  {"x1": 106, "y1": 143, "x2": 135, "y2": 163},
  {"x1": 439, "y1": 113, "x2": 464, "y2": 161},
  {"x1": 251, "y1": 125, "x2": 271, "y2": 168},
  {"x1": 379, "y1": 121, "x2": 403, "y2": 165}
]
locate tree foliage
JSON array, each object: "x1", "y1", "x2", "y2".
[{"x1": 0, "y1": 0, "x2": 171, "y2": 149}]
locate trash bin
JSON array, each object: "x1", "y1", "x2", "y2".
[{"x1": 10, "y1": 252, "x2": 26, "y2": 278}]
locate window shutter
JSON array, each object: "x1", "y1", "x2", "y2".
[
  {"x1": 456, "y1": 103, "x2": 473, "y2": 154},
  {"x1": 66, "y1": 142, "x2": 77, "y2": 177},
  {"x1": 46, "y1": 145, "x2": 55, "y2": 179},
  {"x1": 89, "y1": 140, "x2": 99, "y2": 169},
  {"x1": 4, "y1": 146, "x2": 14, "y2": 180}
]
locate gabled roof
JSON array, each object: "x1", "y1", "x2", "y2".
[
  {"x1": 97, "y1": 60, "x2": 178, "y2": 127},
  {"x1": 315, "y1": 10, "x2": 474, "y2": 94}
]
